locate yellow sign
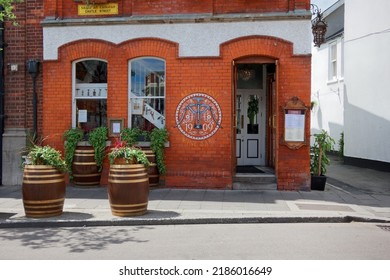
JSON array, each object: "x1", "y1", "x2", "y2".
[{"x1": 78, "y1": 3, "x2": 118, "y2": 16}]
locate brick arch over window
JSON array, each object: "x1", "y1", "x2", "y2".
[
  {"x1": 220, "y1": 35, "x2": 294, "y2": 60},
  {"x1": 42, "y1": 38, "x2": 178, "y2": 149},
  {"x1": 118, "y1": 37, "x2": 178, "y2": 59},
  {"x1": 56, "y1": 39, "x2": 116, "y2": 62}
]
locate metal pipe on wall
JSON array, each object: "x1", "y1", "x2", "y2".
[{"x1": 0, "y1": 14, "x2": 5, "y2": 185}]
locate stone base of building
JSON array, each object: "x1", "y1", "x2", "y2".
[
  {"x1": 2, "y1": 128, "x2": 28, "y2": 186},
  {"x1": 344, "y1": 156, "x2": 390, "y2": 173}
]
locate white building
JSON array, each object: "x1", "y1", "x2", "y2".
[
  {"x1": 311, "y1": 0, "x2": 344, "y2": 151},
  {"x1": 311, "y1": 0, "x2": 390, "y2": 171},
  {"x1": 343, "y1": 0, "x2": 390, "y2": 170}
]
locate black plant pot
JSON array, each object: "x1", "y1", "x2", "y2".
[{"x1": 311, "y1": 175, "x2": 327, "y2": 191}]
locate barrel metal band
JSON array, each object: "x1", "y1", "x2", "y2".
[
  {"x1": 73, "y1": 173, "x2": 100, "y2": 177},
  {"x1": 23, "y1": 179, "x2": 65, "y2": 184},
  {"x1": 108, "y1": 178, "x2": 149, "y2": 183},
  {"x1": 73, "y1": 162, "x2": 97, "y2": 165},
  {"x1": 108, "y1": 173, "x2": 147, "y2": 178},
  {"x1": 23, "y1": 174, "x2": 64, "y2": 178},
  {"x1": 110, "y1": 202, "x2": 148, "y2": 208},
  {"x1": 23, "y1": 198, "x2": 65, "y2": 204},
  {"x1": 24, "y1": 203, "x2": 63, "y2": 209}
]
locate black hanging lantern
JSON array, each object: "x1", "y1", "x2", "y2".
[{"x1": 311, "y1": 4, "x2": 327, "y2": 47}]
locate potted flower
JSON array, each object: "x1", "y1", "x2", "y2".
[
  {"x1": 108, "y1": 140, "x2": 150, "y2": 166},
  {"x1": 107, "y1": 140, "x2": 150, "y2": 217},
  {"x1": 22, "y1": 143, "x2": 68, "y2": 218},
  {"x1": 120, "y1": 127, "x2": 168, "y2": 187},
  {"x1": 310, "y1": 129, "x2": 335, "y2": 191}
]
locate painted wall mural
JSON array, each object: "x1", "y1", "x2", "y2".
[{"x1": 175, "y1": 93, "x2": 222, "y2": 140}]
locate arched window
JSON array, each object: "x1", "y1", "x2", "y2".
[
  {"x1": 72, "y1": 59, "x2": 107, "y2": 135},
  {"x1": 129, "y1": 58, "x2": 165, "y2": 131}
]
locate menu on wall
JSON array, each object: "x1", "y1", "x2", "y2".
[
  {"x1": 78, "y1": 110, "x2": 87, "y2": 123},
  {"x1": 112, "y1": 122, "x2": 121, "y2": 134},
  {"x1": 284, "y1": 110, "x2": 305, "y2": 142}
]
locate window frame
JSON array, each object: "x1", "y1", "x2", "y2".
[
  {"x1": 128, "y1": 57, "x2": 166, "y2": 129},
  {"x1": 72, "y1": 58, "x2": 108, "y2": 129},
  {"x1": 328, "y1": 42, "x2": 338, "y2": 82},
  {"x1": 340, "y1": 36, "x2": 344, "y2": 79}
]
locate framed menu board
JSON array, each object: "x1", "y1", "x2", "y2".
[
  {"x1": 108, "y1": 118, "x2": 124, "y2": 137},
  {"x1": 285, "y1": 109, "x2": 305, "y2": 142},
  {"x1": 282, "y1": 97, "x2": 308, "y2": 149}
]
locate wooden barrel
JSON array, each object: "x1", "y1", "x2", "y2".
[
  {"x1": 143, "y1": 149, "x2": 159, "y2": 187},
  {"x1": 72, "y1": 146, "x2": 101, "y2": 187},
  {"x1": 22, "y1": 165, "x2": 66, "y2": 218},
  {"x1": 108, "y1": 164, "x2": 149, "y2": 217}
]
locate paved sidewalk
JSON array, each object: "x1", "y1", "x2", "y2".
[{"x1": 1, "y1": 156, "x2": 389, "y2": 228}]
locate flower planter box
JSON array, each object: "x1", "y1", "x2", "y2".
[
  {"x1": 22, "y1": 165, "x2": 66, "y2": 218},
  {"x1": 311, "y1": 175, "x2": 327, "y2": 191},
  {"x1": 72, "y1": 145, "x2": 101, "y2": 187},
  {"x1": 107, "y1": 164, "x2": 149, "y2": 216}
]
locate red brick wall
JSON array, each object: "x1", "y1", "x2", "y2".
[
  {"x1": 5, "y1": 0, "x2": 311, "y2": 190},
  {"x1": 215, "y1": 0, "x2": 289, "y2": 14},
  {"x1": 132, "y1": 0, "x2": 212, "y2": 15},
  {"x1": 43, "y1": 37, "x2": 233, "y2": 188},
  {"x1": 276, "y1": 55, "x2": 311, "y2": 190},
  {"x1": 45, "y1": 0, "x2": 310, "y2": 18},
  {"x1": 4, "y1": 1, "x2": 44, "y2": 131},
  {"x1": 42, "y1": 35, "x2": 310, "y2": 190}
]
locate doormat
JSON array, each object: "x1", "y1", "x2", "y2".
[{"x1": 236, "y1": 166, "x2": 264, "y2": 173}]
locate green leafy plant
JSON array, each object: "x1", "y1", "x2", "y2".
[
  {"x1": 311, "y1": 100, "x2": 318, "y2": 110},
  {"x1": 120, "y1": 127, "x2": 143, "y2": 146},
  {"x1": 63, "y1": 128, "x2": 84, "y2": 178},
  {"x1": 247, "y1": 97, "x2": 259, "y2": 124},
  {"x1": 21, "y1": 131, "x2": 41, "y2": 159},
  {"x1": 88, "y1": 126, "x2": 108, "y2": 172},
  {"x1": 108, "y1": 140, "x2": 150, "y2": 167},
  {"x1": 26, "y1": 144, "x2": 68, "y2": 173},
  {"x1": 0, "y1": 0, "x2": 23, "y2": 27},
  {"x1": 150, "y1": 127, "x2": 169, "y2": 175},
  {"x1": 310, "y1": 129, "x2": 335, "y2": 176},
  {"x1": 338, "y1": 132, "x2": 344, "y2": 159}
]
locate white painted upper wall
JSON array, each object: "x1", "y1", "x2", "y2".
[
  {"x1": 311, "y1": 36, "x2": 344, "y2": 150},
  {"x1": 43, "y1": 20, "x2": 312, "y2": 60},
  {"x1": 311, "y1": 1, "x2": 345, "y2": 150},
  {"x1": 344, "y1": 0, "x2": 390, "y2": 162}
]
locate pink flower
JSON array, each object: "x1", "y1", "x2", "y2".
[{"x1": 114, "y1": 138, "x2": 127, "y2": 148}]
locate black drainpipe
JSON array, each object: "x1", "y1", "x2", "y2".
[
  {"x1": 27, "y1": 59, "x2": 39, "y2": 138},
  {"x1": 0, "y1": 16, "x2": 5, "y2": 185}
]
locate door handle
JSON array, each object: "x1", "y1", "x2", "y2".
[{"x1": 241, "y1": 115, "x2": 244, "y2": 129}]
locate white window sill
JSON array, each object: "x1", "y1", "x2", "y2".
[
  {"x1": 327, "y1": 79, "x2": 338, "y2": 85},
  {"x1": 137, "y1": 141, "x2": 170, "y2": 148}
]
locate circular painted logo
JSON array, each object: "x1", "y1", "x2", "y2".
[{"x1": 175, "y1": 93, "x2": 222, "y2": 140}]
